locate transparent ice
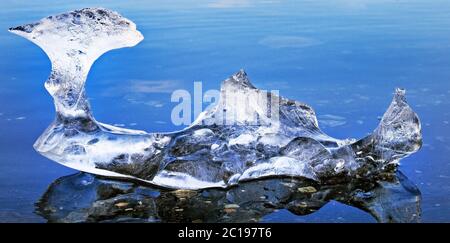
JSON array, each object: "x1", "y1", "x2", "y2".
[{"x1": 9, "y1": 8, "x2": 422, "y2": 189}]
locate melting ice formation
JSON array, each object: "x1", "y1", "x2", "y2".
[{"x1": 9, "y1": 8, "x2": 422, "y2": 189}]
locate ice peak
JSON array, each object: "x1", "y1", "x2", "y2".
[
  {"x1": 222, "y1": 69, "x2": 255, "y2": 89},
  {"x1": 235, "y1": 69, "x2": 248, "y2": 79},
  {"x1": 394, "y1": 87, "x2": 407, "y2": 103}
]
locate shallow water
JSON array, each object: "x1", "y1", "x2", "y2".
[{"x1": 0, "y1": 0, "x2": 449, "y2": 222}]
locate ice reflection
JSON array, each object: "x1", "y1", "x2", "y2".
[{"x1": 36, "y1": 170, "x2": 420, "y2": 223}]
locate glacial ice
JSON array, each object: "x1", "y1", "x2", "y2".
[{"x1": 9, "y1": 8, "x2": 422, "y2": 190}]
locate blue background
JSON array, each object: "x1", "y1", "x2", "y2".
[{"x1": 0, "y1": 0, "x2": 449, "y2": 222}]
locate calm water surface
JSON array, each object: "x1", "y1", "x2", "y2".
[{"x1": 0, "y1": 0, "x2": 449, "y2": 222}]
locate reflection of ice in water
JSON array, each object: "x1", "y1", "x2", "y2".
[{"x1": 35, "y1": 170, "x2": 421, "y2": 223}]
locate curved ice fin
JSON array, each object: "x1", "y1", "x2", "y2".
[
  {"x1": 9, "y1": 8, "x2": 144, "y2": 118},
  {"x1": 351, "y1": 88, "x2": 422, "y2": 164},
  {"x1": 9, "y1": 8, "x2": 161, "y2": 181}
]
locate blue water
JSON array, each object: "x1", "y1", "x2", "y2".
[{"x1": 0, "y1": 0, "x2": 449, "y2": 222}]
